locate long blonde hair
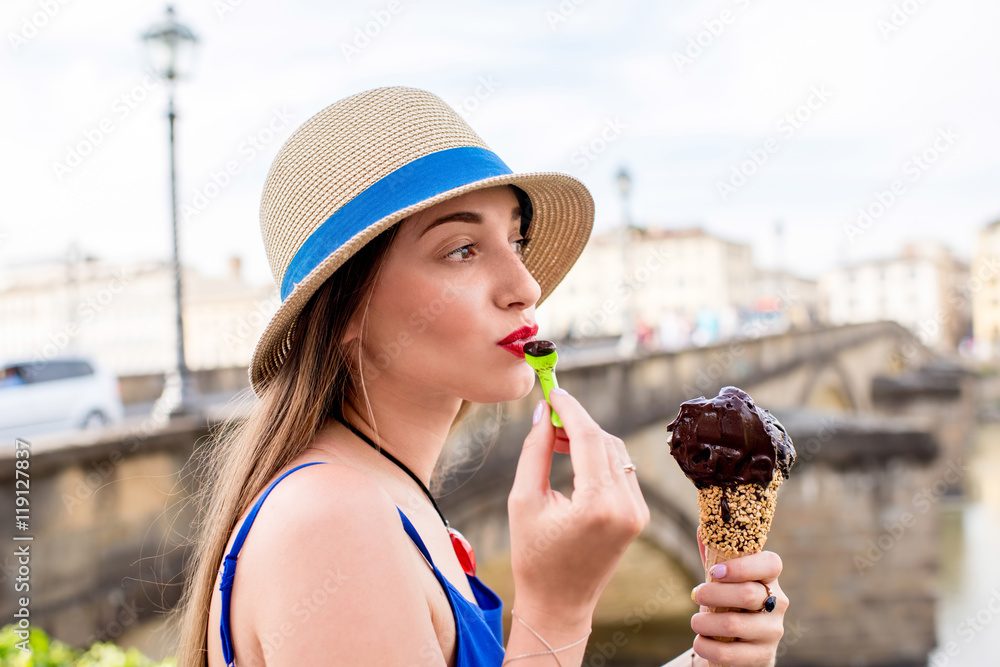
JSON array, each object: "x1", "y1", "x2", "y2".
[{"x1": 169, "y1": 220, "x2": 479, "y2": 666}]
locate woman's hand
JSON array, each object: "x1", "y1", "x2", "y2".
[
  {"x1": 690, "y1": 543, "x2": 788, "y2": 667},
  {"x1": 507, "y1": 388, "x2": 651, "y2": 620}
]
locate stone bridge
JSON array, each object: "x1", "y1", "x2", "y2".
[
  {"x1": 439, "y1": 320, "x2": 948, "y2": 571},
  {"x1": 0, "y1": 321, "x2": 973, "y2": 666}
]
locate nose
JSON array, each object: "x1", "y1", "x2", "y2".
[{"x1": 494, "y1": 240, "x2": 542, "y2": 310}]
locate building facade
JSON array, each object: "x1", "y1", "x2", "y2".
[
  {"x1": 538, "y1": 225, "x2": 815, "y2": 351},
  {"x1": 819, "y1": 242, "x2": 970, "y2": 352},
  {"x1": 0, "y1": 256, "x2": 277, "y2": 376},
  {"x1": 971, "y1": 220, "x2": 1000, "y2": 357}
]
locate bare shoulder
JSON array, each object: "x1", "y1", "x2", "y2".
[
  {"x1": 235, "y1": 462, "x2": 445, "y2": 665},
  {"x1": 242, "y1": 461, "x2": 403, "y2": 575},
  {"x1": 266, "y1": 461, "x2": 393, "y2": 519}
]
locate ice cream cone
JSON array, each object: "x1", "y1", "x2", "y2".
[{"x1": 667, "y1": 387, "x2": 796, "y2": 667}]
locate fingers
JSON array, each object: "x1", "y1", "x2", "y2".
[
  {"x1": 510, "y1": 399, "x2": 557, "y2": 498},
  {"x1": 692, "y1": 631, "x2": 779, "y2": 667},
  {"x1": 546, "y1": 388, "x2": 613, "y2": 484},
  {"x1": 691, "y1": 610, "x2": 784, "y2": 646},
  {"x1": 707, "y1": 551, "x2": 783, "y2": 584},
  {"x1": 604, "y1": 437, "x2": 649, "y2": 527},
  {"x1": 692, "y1": 580, "x2": 789, "y2": 615},
  {"x1": 542, "y1": 389, "x2": 649, "y2": 533},
  {"x1": 689, "y1": 551, "x2": 787, "y2": 666}
]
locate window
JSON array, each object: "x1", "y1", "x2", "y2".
[{"x1": 17, "y1": 360, "x2": 94, "y2": 384}]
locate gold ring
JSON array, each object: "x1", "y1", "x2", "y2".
[{"x1": 756, "y1": 581, "x2": 777, "y2": 613}]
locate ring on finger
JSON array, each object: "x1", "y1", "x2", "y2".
[
  {"x1": 755, "y1": 581, "x2": 777, "y2": 613},
  {"x1": 622, "y1": 462, "x2": 636, "y2": 474}
]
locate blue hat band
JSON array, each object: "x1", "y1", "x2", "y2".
[{"x1": 280, "y1": 146, "x2": 513, "y2": 301}]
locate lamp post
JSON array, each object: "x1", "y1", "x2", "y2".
[
  {"x1": 616, "y1": 166, "x2": 638, "y2": 357},
  {"x1": 142, "y1": 5, "x2": 199, "y2": 417},
  {"x1": 617, "y1": 167, "x2": 634, "y2": 231}
]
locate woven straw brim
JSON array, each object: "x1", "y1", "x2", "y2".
[{"x1": 248, "y1": 171, "x2": 594, "y2": 397}]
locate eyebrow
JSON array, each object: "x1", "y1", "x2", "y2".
[{"x1": 418, "y1": 206, "x2": 522, "y2": 238}]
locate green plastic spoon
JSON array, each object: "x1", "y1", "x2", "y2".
[{"x1": 523, "y1": 339, "x2": 562, "y2": 428}]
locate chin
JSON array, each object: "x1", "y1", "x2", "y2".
[{"x1": 463, "y1": 364, "x2": 536, "y2": 404}]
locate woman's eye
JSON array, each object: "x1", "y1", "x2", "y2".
[
  {"x1": 445, "y1": 237, "x2": 531, "y2": 262},
  {"x1": 446, "y1": 243, "x2": 477, "y2": 261},
  {"x1": 513, "y1": 237, "x2": 532, "y2": 258}
]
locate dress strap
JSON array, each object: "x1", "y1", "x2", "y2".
[
  {"x1": 219, "y1": 461, "x2": 328, "y2": 666},
  {"x1": 395, "y1": 506, "x2": 436, "y2": 568}
]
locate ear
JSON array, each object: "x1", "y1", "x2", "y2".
[
  {"x1": 340, "y1": 309, "x2": 363, "y2": 347},
  {"x1": 341, "y1": 316, "x2": 361, "y2": 346},
  {"x1": 340, "y1": 319, "x2": 363, "y2": 379}
]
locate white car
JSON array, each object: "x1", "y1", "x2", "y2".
[{"x1": 0, "y1": 357, "x2": 124, "y2": 442}]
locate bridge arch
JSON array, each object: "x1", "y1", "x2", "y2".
[{"x1": 800, "y1": 356, "x2": 858, "y2": 411}]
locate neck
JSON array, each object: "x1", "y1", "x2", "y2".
[{"x1": 324, "y1": 380, "x2": 462, "y2": 495}]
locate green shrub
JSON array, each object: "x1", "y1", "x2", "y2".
[{"x1": 0, "y1": 625, "x2": 176, "y2": 667}]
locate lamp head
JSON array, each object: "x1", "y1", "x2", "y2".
[{"x1": 142, "y1": 5, "x2": 198, "y2": 81}]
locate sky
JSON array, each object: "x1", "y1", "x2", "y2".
[{"x1": 3, "y1": 0, "x2": 999, "y2": 289}]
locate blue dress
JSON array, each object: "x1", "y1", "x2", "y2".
[{"x1": 218, "y1": 461, "x2": 506, "y2": 666}]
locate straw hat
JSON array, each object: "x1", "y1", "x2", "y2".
[{"x1": 249, "y1": 86, "x2": 594, "y2": 397}]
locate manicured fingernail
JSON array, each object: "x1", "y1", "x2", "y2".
[
  {"x1": 690, "y1": 585, "x2": 700, "y2": 603},
  {"x1": 709, "y1": 564, "x2": 726, "y2": 579},
  {"x1": 550, "y1": 387, "x2": 568, "y2": 396},
  {"x1": 532, "y1": 400, "x2": 544, "y2": 424}
]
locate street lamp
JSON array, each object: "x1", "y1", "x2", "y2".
[
  {"x1": 616, "y1": 166, "x2": 639, "y2": 357},
  {"x1": 142, "y1": 5, "x2": 199, "y2": 417},
  {"x1": 617, "y1": 167, "x2": 632, "y2": 229}
]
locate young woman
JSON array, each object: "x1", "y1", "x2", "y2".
[{"x1": 171, "y1": 86, "x2": 788, "y2": 667}]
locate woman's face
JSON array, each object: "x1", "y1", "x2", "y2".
[{"x1": 348, "y1": 185, "x2": 542, "y2": 405}]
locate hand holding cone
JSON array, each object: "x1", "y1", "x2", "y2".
[{"x1": 667, "y1": 386, "x2": 796, "y2": 667}]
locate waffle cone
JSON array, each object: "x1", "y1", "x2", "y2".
[
  {"x1": 696, "y1": 474, "x2": 784, "y2": 667},
  {"x1": 697, "y1": 473, "x2": 783, "y2": 555}
]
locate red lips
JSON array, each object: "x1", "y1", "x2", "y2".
[
  {"x1": 498, "y1": 324, "x2": 539, "y2": 358},
  {"x1": 498, "y1": 324, "x2": 538, "y2": 345}
]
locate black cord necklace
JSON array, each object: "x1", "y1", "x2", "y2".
[
  {"x1": 334, "y1": 415, "x2": 479, "y2": 576},
  {"x1": 335, "y1": 415, "x2": 448, "y2": 526}
]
